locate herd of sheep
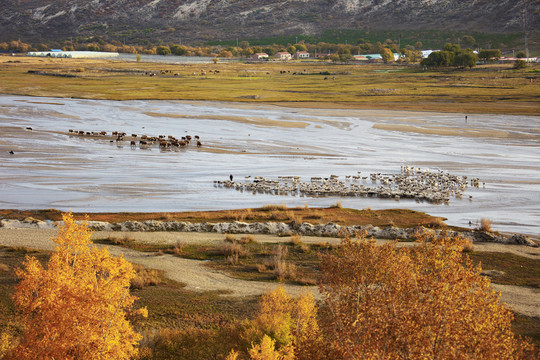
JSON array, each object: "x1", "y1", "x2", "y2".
[{"x1": 215, "y1": 166, "x2": 483, "y2": 204}]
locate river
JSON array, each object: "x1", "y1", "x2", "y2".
[{"x1": 1, "y1": 95, "x2": 538, "y2": 235}]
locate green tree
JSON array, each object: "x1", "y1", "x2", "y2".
[
  {"x1": 516, "y1": 51, "x2": 527, "y2": 58},
  {"x1": 443, "y1": 42, "x2": 461, "y2": 53},
  {"x1": 156, "y1": 45, "x2": 171, "y2": 55},
  {"x1": 453, "y1": 52, "x2": 478, "y2": 68},
  {"x1": 329, "y1": 54, "x2": 340, "y2": 62},
  {"x1": 8, "y1": 213, "x2": 147, "y2": 360},
  {"x1": 295, "y1": 44, "x2": 307, "y2": 52},
  {"x1": 461, "y1": 35, "x2": 476, "y2": 48},
  {"x1": 421, "y1": 50, "x2": 455, "y2": 67},
  {"x1": 287, "y1": 45, "x2": 296, "y2": 54},
  {"x1": 339, "y1": 53, "x2": 353, "y2": 63},
  {"x1": 170, "y1": 44, "x2": 187, "y2": 56},
  {"x1": 513, "y1": 59, "x2": 528, "y2": 69},
  {"x1": 263, "y1": 47, "x2": 276, "y2": 56},
  {"x1": 478, "y1": 49, "x2": 502, "y2": 62}
]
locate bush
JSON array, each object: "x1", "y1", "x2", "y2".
[
  {"x1": 514, "y1": 59, "x2": 528, "y2": 70},
  {"x1": 479, "y1": 218, "x2": 493, "y2": 232}
]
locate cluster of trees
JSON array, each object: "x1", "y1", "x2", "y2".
[
  {"x1": 1, "y1": 213, "x2": 535, "y2": 359},
  {"x1": 1, "y1": 37, "x2": 417, "y2": 60},
  {"x1": 421, "y1": 43, "x2": 479, "y2": 68}
]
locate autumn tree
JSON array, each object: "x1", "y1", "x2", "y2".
[
  {"x1": 240, "y1": 286, "x2": 324, "y2": 360},
  {"x1": 8, "y1": 212, "x2": 147, "y2": 360},
  {"x1": 380, "y1": 47, "x2": 394, "y2": 63},
  {"x1": 319, "y1": 232, "x2": 535, "y2": 359}
]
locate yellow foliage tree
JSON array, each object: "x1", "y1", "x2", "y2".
[
  {"x1": 7, "y1": 212, "x2": 147, "y2": 360},
  {"x1": 242, "y1": 286, "x2": 324, "y2": 360},
  {"x1": 319, "y1": 232, "x2": 535, "y2": 359},
  {"x1": 248, "y1": 335, "x2": 295, "y2": 360}
]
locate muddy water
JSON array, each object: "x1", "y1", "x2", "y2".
[{"x1": 0, "y1": 96, "x2": 539, "y2": 235}]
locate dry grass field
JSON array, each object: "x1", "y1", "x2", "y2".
[{"x1": 1, "y1": 56, "x2": 539, "y2": 115}]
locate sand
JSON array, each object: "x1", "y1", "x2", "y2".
[{"x1": 1, "y1": 228, "x2": 538, "y2": 316}]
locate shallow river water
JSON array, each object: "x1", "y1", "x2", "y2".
[{"x1": 0, "y1": 95, "x2": 539, "y2": 235}]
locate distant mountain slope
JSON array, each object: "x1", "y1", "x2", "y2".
[{"x1": 0, "y1": 0, "x2": 537, "y2": 44}]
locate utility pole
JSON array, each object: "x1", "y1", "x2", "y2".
[{"x1": 521, "y1": 7, "x2": 530, "y2": 58}]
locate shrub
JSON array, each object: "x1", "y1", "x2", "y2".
[
  {"x1": 479, "y1": 218, "x2": 493, "y2": 232},
  {"x1": 130, "y1": 263, "x2": 164, "y2": 290},
  {"x1": 514, "y1": 59, "x2": 528, "y2": 70},
  {"x1": 238, "y1": 235, "x2": 255, "y2": 244},
  {"x1": 173, "y1": 240, "x2": 186, "y2": 255},
  {"x1": 289, "y1": 234, "x2": 302, "y2": 246}
]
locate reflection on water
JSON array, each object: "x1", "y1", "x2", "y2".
[{"x1": 0, "y1": 95, "x2": 539, "y2": 235}]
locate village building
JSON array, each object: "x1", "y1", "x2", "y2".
[
  {"x1": 251, "y1": 53, "x2": 269, "y2": 60},
  {"x1": 353, "y1": 55, "x2": 369, "y2": 62},
  {"x1": 294, "y1": 51, "x2": 310, "y2": 59},
  {"x1": 274, "y1": 52, "x2": 292, "y2": 61}
]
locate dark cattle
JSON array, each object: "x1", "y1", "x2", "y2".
[
  {"x1": 197, "y1": 141, "x2": 202, "y2": 147},
  {"x1": 130, "y1": 141, "x2": 136, "y2": 146},
  {"x1": 68, "y1": 129, "x2": 74, "y2": 133},
  {"x1": 132, "y1": 134, "x2": 137, "y2": 138},
  {"x1": 26, "y1": 127, "x2": 33, "y2": 131},
  {"x1": 9, "y1": 150, "x2": 14, "y2": 154},
  {"x1": 139, "y1": 140, "x2": 147, "y2": 145}
]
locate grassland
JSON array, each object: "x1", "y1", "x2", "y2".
[{"x1": 1, "y1": 56, "x2": 539, "y2": 115}]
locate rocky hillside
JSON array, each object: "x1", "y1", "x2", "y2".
[{"x1": 0, "y1": 0, "x2": 538, "y2": 44}]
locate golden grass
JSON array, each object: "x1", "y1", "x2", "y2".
[
  {"x1": 1, "y1": 56, "x2": 539, "y2": 115},
  {"x1": 130, "y1": 263, "x2": 164, "y2": 290}
]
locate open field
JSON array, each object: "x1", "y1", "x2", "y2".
[{"x1": 1, "y1": 56, "x2": 539, "y2": 115}]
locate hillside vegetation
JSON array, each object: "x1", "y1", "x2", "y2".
[{"x1": 0, "y1": 0, "x2": 538, "y2": 47}]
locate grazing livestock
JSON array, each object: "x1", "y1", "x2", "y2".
[
  {"x1": 216, "y1": 167, "x2": 482, "y2": 205},
  {"x1": 26, "y1": 127, "x2": 33, "y2": 131}
]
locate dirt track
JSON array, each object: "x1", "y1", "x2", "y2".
[{"x1": 1, "y1": 228, "x2": 539, "y2": 316}]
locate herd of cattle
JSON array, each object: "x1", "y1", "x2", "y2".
[{"x1": 67, "y1": 129, "x2": 202, "y2": 149}]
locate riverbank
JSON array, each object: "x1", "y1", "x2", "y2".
[{"x1": 1, "y1": 56, "x2": 539, "y2": 115}]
